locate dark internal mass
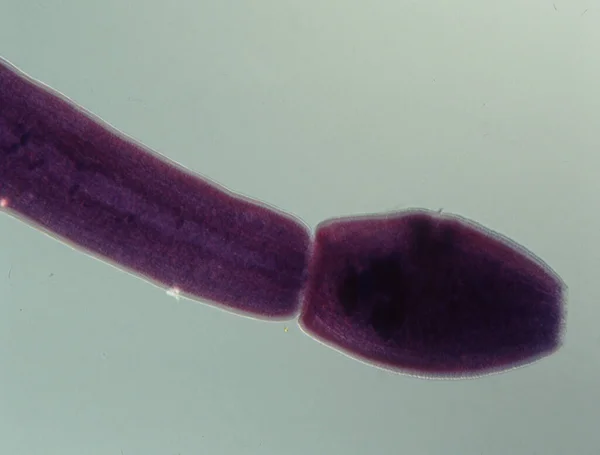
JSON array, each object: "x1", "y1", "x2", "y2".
[
  {"x1": 302, "y1": 212, "x2": 565, "y2": 377},
  {"x1": 0, "y1": 59, "x2": 311, "y2": 319},
  {"x1": 337, "y1": 256, "x2": 411, "y2": 341}
]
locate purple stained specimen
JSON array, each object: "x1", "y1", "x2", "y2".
[
  {"x1": 0, "y1": 56, "x2": 567, "y2": 377},
  {"x1": 0, "y1": 59, "x2": 311, "y2": 319},
  {"x1": 299, "y1": 210, "x2": 565, "y2": 377}
]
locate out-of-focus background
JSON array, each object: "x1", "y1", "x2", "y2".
[{"x1": 0, "y1": 1, "x2": 598, "y2": 454}]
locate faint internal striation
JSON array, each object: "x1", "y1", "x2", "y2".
[
  {"x1": 0, "y1": 58, "x2": 566, "y2": 377},
  {"x1": 0, "y1": 59, "x2": 311, "y2": 319},
  {"x1": 300, "y1": 211, "x2": 565, "y2": 377}
]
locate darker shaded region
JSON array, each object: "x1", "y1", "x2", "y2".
[
  {"x1": 301, "y1": 212, "x2": 565, "y2": 377},
  {"x1": 337, "y1": 256, "x2": 411, "y2": 341},
  {"x1": 0, "y1": 61, "x2": 310, "y2": 319}
]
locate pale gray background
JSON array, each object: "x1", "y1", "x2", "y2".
[{"x1": 0, "y1": 1, "x2": 598, "y2": 454}]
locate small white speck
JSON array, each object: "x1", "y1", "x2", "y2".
[{"x1": 167, "y1": 286, "x2": 181, "y2": 300}]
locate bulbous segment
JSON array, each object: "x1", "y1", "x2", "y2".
[{"x1": 300, "y1": 210, "x2": 565, "y2": 378}]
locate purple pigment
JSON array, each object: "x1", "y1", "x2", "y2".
[
  {"x1": 0, "y1": 58, "x2": 311, "y2": 319},
  {"x1": 0, "y1": 57, "x2": 566, "y2": 377},
  {"x1": 300, "y1": 212, "x2": 564, "y2": 377}
]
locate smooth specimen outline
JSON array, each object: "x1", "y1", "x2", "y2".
[{"x1": 0, "y1": 56, "x2": 567, "y2": 379}]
